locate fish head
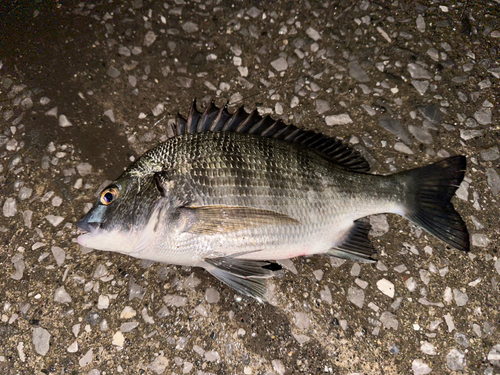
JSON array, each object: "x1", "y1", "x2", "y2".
[{"x1": 77, "y1": 172, "x2": 171, "y2": 255}]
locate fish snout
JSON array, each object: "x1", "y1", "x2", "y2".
[{"x1": 76, "y1": 220, "x2": 100, "y2": 234}]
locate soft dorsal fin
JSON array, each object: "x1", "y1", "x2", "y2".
[{"x1": 170, "y1": 100, "x2": 370, "y2": 172}]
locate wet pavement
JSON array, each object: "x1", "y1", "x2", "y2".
[{"x1": 1, "y1": 0, "x2": 499, "y2": 374}]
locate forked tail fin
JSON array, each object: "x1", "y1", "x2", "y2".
[{"x1": 397, "y1": 155, "x2": 469, "y2": 252}]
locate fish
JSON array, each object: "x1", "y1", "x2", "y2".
[{"x1": 77, "y1": 100, "x2": 469, "y2": 302}]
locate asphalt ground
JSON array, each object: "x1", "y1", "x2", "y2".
[{"x1": 0, "y1": 1, "x2": 499, "y2": 374}]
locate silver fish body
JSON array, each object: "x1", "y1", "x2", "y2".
[{"x1": 77, "y1": 102, "x2": 469, "y2": 301}]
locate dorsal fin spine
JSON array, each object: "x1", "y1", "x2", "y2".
[{"x1": 168, "y1": 101, "x2": 370, "y2": 173}]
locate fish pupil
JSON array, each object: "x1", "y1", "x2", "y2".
[{"x1": 104, "y1": 192, "x2": 114, "y2": 203}]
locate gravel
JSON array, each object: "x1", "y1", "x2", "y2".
[
  {"x1": 446, "y1": 347, "x2": 466, "y2": 370},
  {"x1": 485, "y1": 168, "x2": 500, "y2": 196},
  {"x1": 347, "y1": 286, "x2": 365, "y2": 308},
  {"x1": 54, "y1": 286, "x2": 72, "y2": 303},
  {"x1": 348, "y1": 60, "x2": 370, "y2": 82},
  {"x1": 325, "y1": 113, "x2": 353, "y2": 125},
  {"x1": 377, "y1": 279, "x2": 395, "y2": 298},
  {"x1": 3, "y1": 197, "x2": 17, "y2": 217},
  {"x1": 32, "y1": 327, "x2": 51, "y2": 356},
  {"x1": 270, "y1": 57, "x2": 288, "y2": 72}
]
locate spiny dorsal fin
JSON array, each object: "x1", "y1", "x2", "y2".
[{"x1": 172, "y1": 100, "x2": 370, "y2": 172}]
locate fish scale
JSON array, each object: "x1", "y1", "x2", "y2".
[{"x1": 78, "y1": 101, "x2": 469, "y2": 302}]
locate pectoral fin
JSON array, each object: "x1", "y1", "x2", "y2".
[
  {"x1": 182, "y1": 205, "x2": 299, "y2": 235},
  {"x1": 203, "y1": 257, "x2": 282, "y2": 302}
]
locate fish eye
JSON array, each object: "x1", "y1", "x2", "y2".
[{"x1": 100, "y1": 187, "x2": 119, "y2": 205}]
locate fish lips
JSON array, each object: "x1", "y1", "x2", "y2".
[{"x1": 76, "y1": 219, "x2": 100, "y2": 247}]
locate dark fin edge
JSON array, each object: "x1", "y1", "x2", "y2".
[
  {"x1": 401, "y1": 155, "x2": 470, "y2": 253},
  {"x1": 327, "y1": 220, "x2": 377, "y2": 263},
  {"x1": 204, "y1": 257, "x2": 282, "y2": 303},
  {"x1": 174, "y1": 100, "x2": 370, "y2": 173}
]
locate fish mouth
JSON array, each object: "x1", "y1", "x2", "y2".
[
  {"x1": 77, "y1": 220, "x2": 100, "y2": 234},
  {"x1": 76, "y1": 220, "x2": 100, "y2": 246}
]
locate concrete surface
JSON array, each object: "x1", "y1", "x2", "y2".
[{"x1": 0, "y1": 0, "x2": 499, "y2": 374}]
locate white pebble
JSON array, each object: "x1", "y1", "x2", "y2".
[
  {"x1": 412, "y1": 359, "x2": 431, "y2": 375},
  {"x1": 45, "y1": 215, "x2": 64, "y2": 227},
  {"x1": 120, "y1": 306, "x2": 136, "y2": 319},
  {"x1": 377, "y1": 278, "x2": 395, "y2": 298},
  {"x1": 33, "y1": 327, "x2": 51, "y2": 356},
  {"x1": 306, "y1": 27, "x2": 321, "y2": 41},
  {"x1": 313, "y1": 270, "x2": 323, "y2": 281},
  {"x1": 293, "y1": 312, "x2": 310, "y2": 329},
  {"x1": 320, "y1": 286, "x2": 332, "y2": 304},
  {"x1": 204, "y1": 351, "x2": 220, "y2": 362},
  {"x1": 420, "y1": 341, "x2": 437, "y2": 355},
  {"x1": 51, "y1": 246, "x2": 65, "y2": 267},
  {"x1": 453, "y1": 289, "x2": 468, "y2": 306},
  {"x1": 103, "y1": 109, "x2": 115, "y2": 123},
  {"x1": 380, "y1": 311, "x2": 399, "y2": 330},
  {"x1": 205, "y1": 288, "x2": 220, "y2": 304},
  {"x1": 98, "y1": 295, "x2": 110, "y2": 309},
  {"x1": 148, "y1": 355, "x2": 168, "y2": 374},
  {"x1": 120, "y1": 321, "x2": 139, "y2": 333},
  {"x1": 163, "y1": 294, "x2": 187, "y2": 307},
  {"x1": 18, "y1": 187, "x2": 32, "y2": 200},
  {"x1": 394, "y1": 142, "x2": 414, "y2": 154},
  {"x1": 369, "y1": 214, "x2": 389, "y2": 237},
  {"x1": 76, "y1": 163, "x2": 93, "y2": 176},
  {"x1": 270, "y1": 57, "x2": 288, "y2": 72},
  {"x1": 45, "y1": 107, "x2": 58, "y2": 117},
  {"x1": 143, "y1": 31, "x2": 157, "y2": 47},
  {"x1": 238, "y1": 66, "x2": 248, "y2": 77},
  {"x1": 152, "y1": 103, "x2": 164, "y2": 117},
  {"x1": 3, "y1": 198, "x2": 17, "y2": 217},
  {"x1": 112, "y1": 331, "x2": 125, "y2": 347},
  {"x1": 182, "y1": 21, "x2": 198, "y2": 33},
  {"x1": 51, "y1": 196, "x2": 63, "y2": 207},
  {"x1": 219, "y1": 82, "x2": 230, "y2": 91},
  {"x1": 141, "y1": 308, "x2": 155, "y2": 324},
  {"x1": 233, "y1": 56, "x2": 242, "y2": 66},
  {"x1": 444, "y1": 313, "x2": 455, "y2": 332},
  {"x1": 472, "y1": 233, "x2": 490, "y2": 247},
  {"x1": 67, "y1": 341, "x2": 78, "y2": 353},
  {"x1": 443, "y1": 287, "x2": 453, "y2": 304},
  {"x1": 347, "y1": 286, "x2": 365, "y2": 308},
  {"x1": 275, "y1": 102, "x2": 283, "y2": 115},
  {"x1": 195, "y1": 303, "x2": 208, "y2": 317},
  {"x1": 17, "y1": 342, "x2": 25, "y2": 362},
  {"x1": 292, "y1": 333, "x2": 310, "y2": 344},
  {"x1": 54, "y1": 287, "x2": 72, "y2": 303},
  {"x1": 272, "y1": 359, "x2": 286, "y2": 375},
  {"x1": 416, "y1": 15, "x2": 426, "y2": 33},
  {"x1": 420, "y1": 269, "x2": 431, "y2": 285},
  {"x1": 325, "y1": 114, "x2": 352, "y2": 126},
  {"x1": 59, "y1": 115, "x2": 72, "y2": 127}
]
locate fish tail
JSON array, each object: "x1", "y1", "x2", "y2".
[{"x1": 397, "y1": 155, "x2": 470, "y2": 252}]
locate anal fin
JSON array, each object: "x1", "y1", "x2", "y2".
[
  {"x1": 327, "y1": 220, "x2": 377, "y2": 263},
  {"x1": 203, "y1": 257, "x2": 282, "y2": 302}
]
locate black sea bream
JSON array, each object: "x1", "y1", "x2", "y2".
[{"x1": 77, "y1": 101, "x2": 469, "y2": 302}]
